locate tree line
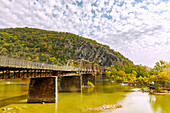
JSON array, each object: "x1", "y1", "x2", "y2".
[{"x1": 106, "y1": 60, "x2": 170, "y2": 89}]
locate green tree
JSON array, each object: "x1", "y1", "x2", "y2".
[{"x1": 0, "y1": 48, "x2": 8, "y2": 54}]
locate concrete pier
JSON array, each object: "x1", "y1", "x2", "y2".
[
  {"x1": 27, "y1": 77, "x2": 57, "y2": 103},
  {"x1": 59, "y1": 76, "x2": 81, "y2": 92},
  {"x1": 82, "y1": 74, "x2": 96, "y2": 86}
]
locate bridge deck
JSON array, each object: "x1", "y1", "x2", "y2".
[{"x1": 0, "y1": 55, "x2": 104, "y2": 79}]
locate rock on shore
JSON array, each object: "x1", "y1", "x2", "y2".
[{"x1": 87, "y1": 104, "x2": 122, "y2": 111}]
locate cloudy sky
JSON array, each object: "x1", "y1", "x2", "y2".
[{"x1": 0, "y1": 0, "x2": 170, "y2": 67}]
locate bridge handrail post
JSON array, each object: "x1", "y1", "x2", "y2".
[
  {"x1": 0, "y1": 56, "x2": 1, "y2": 66},
  {"x1": 26, "y1": 60, "x2": 28, "y2": 68},
  {"x1": 10, "y1": 57, "x2": 12, "y2": 67},
  {"x1": 23, "y1": 59, "x2": 25, "y2": 68},
  {"x1": 8, "y1": 57, "x2": 11, "y2": 66},
  {"x1": 7, "y1": 56, "x2": 10, "y2": 66},
  {"x1": 24, "y1": 59, "x2": 26, "y2": 68},
  {"x1": 14, "y1": 58, "x2": 16, "y2": 67},
  {"x1": 0, "y1": 56, "x2": 3, "y2": 66},
  {"x1": 30, "y1": 61, "x2": 32, "y2": 68},
  {"x1": 22, "y1": 59, "x2": 24, "y2": 67},
  {"x1": 1, "y1": 56, "x2": 3, "y2": 66},
  {"x1": 4, "y1": 56, "x2": 6, "y2": 66},
  {"x1": 11, "y1": 57, "x2": 14, "y2": 67}
]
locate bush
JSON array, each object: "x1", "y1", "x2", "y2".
[{"x1": 87, "y1": 81, "x2": 94, "y2": 87}]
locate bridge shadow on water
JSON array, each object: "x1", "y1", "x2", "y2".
[{"x1": 0, "y1": 94, "x2": 27, "y2": 108}]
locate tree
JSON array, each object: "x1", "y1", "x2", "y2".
[
  {"x1": 150, "y1": 61, "x2": 170, "y2": 88},
  {"x1": 0, "y1": 48, "x2": 8, "y2": 54},
  {"x1": 128, "y1": 70, "x2": 137, "y2": 82},
  {"x1": 105, "y1": 70, "x2": 111, "y2": 78},
  {"x1": 154, "y1": 60, "x2": 166, "y2": 72},
  {"x1": 40, "y1": 54, "x2": 50, "y2": 62}
]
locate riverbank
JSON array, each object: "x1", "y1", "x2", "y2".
[
  {"x1": 141, "y1": 88, "x2": 170, "y2": 95},
  {"x1": 110, "y1": 79, "x2": 170, "y2": 96}
]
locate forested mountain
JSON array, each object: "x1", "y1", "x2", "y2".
[{"x1": 0, "y1": 27, "x2": 133, "y2": 67}]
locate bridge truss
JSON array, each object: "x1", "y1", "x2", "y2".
[{"x1": 0, "y1": 55, "x2": 104, "y2": 79}]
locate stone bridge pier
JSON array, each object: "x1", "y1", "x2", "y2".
[
  {"x1": 59, "y1": 75, "x2": 81, "y2": 92},
  {"x1": 82, "y1": 74, "x2": 96, "y2": 86},
  {"x1": 27, "y1": 77, "x2": 58, "y2": 103}
]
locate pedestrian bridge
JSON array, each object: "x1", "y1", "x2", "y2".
[
  {"x1": 0, "y1": 55, "x2": 104, "y2": 78},
  {"x1": 0, "y1": 55, "x2": 105, "y2": 103}
]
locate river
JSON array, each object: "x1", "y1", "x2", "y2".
[{"x1": 0, "y1": 80, "x2": 169, "y2": 113}]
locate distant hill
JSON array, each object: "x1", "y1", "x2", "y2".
[{"x1": 0, "y1": 27, "x2": 133, "y2": 67}]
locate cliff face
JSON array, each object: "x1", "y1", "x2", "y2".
[
  {"x1": 52, "y1": 33, "x2": 128, "y2": 66},
  {"x1": 0, "y1": 28, "x2": 133, "y2": 66},
  {"x1": 73, "y1": 41, "x2": 121, "y2": 66}
]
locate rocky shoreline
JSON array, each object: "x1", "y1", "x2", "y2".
[
  {"x1": 118, "y1": 81, "x2": 170, "y2": 96},
  {"x1": 2, "y1": 106, "x2": 26, "y2": 112},
  {"x1": 86, "y1": 104, "x2": 122, "y2": 111},
  {"x1": 141, "y1": 88, "x2": 170, "y2": 95}
]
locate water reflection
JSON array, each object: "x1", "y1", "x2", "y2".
[
  {"x1": 82, "y1": 87, "x2": 94, "y2": 94},
  {"x1": 0, "y1": 94, "x2": 27, "y2": 107},
  {"x1": 150, "y1": 95, "x2": 170, "y2": 113},
  {"x1": 55, "y1": 102, "x2": 58, "y2": 113},
  {"x1": 109, "y1": 92, "x2": 154, "y2": 113},
  {"x1": 0, "y1": 80, "x2": 169, "y2": 113}
]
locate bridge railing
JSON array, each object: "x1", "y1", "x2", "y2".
[{"x1": 0, "y1": 55, "x2": 78, "y2": 71}]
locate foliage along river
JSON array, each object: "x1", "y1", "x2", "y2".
[{"x1": 0, "y1": 80, "x2": 169, "y2": 113}]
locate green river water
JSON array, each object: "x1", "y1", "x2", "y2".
[{"x1": 0, "y1": 80, "x2": 169, "y2": 113}]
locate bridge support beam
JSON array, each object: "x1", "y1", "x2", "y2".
[
  {"x1": 27, "y1": 77, "x2": 58, "y2": 103},
  {"x1": 59, "y1": 76, "x2": 81, "y2": 92},
  {"x1": 82, "y1": 74, "x2": 96, "y2": 86}
]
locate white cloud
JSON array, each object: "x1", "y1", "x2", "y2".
[{"x1": 0, "y1": 0, "x2": 170, "y2": 67}]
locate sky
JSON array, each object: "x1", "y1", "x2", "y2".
[{"x1": 0, "y1": 0, "x2": 170, "y2": 67}]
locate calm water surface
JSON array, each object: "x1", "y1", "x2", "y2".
[{"x1": 0, "y1": 80, "x2": 169, "y2": 113}]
